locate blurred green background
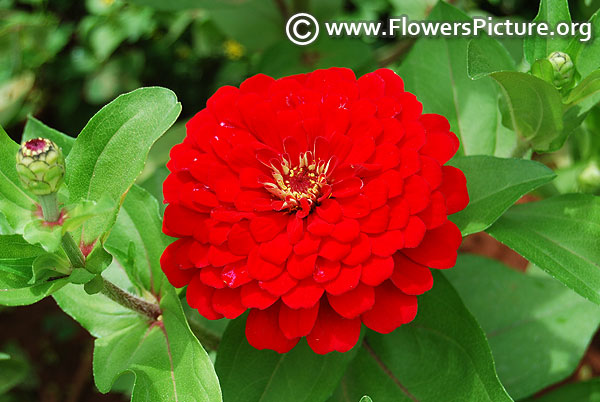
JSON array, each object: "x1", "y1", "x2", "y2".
[{"x1": 2, "y1": 0, "x2": 600, "y2": 401}]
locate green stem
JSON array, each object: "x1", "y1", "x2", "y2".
[
  {"x1": 38, "y1": 193, "x2": 60, "y2": 222},
  {"x1": 101, "y1": 278, "x2": 161, "y2": 321},
  {"x1": 61, "y1": 233, "x2": 86, "y2": 269}
]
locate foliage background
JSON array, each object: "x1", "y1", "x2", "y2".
[{"x1": 2, "y1": 0, "x2": 600, "y2": 401}]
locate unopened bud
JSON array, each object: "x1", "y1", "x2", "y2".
[
  {"x1": 16, "y1": 138, "x2": 65, "y2": 195},
  {"x1": 547, "y1": 51, "x2": 574, "y2": 88}
]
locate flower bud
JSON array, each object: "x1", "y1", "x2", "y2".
[
  {"x1": 16, "y1": 138, "x2": 65, "y2": 195},
  {"x1": 547, "y1": 51, "x2": 574, "y2": 88}
]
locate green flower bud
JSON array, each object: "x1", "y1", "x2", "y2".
[
  {"x1": 16, "y1": 138, "x2": 65, "y2": 195},
  {"x1": 547, "y1": 51, "x2": 574, "y2": 88}
]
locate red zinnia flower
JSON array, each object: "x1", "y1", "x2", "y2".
[{"x1": 161, "y1": 68, "x2": 468, "y2": 354}]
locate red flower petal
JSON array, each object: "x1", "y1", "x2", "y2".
[
  {"x1": 359, "y1": 205, "x2": 390, "y2": 234},
  {"x1": 279, "y1": 302, "x2": 320, "y2": 339},
  {"x1": 339, "y1": 195, "x2": 371, "y2": 218},
  {"x1": 187, "y1": 275, "x2": 223, "y2": 320},
  {"x1": 361, "y1": 281, "x2": 417, "y2": 333},
  {"x1": 241, "y1": 281, "x2": 279, "y2": 309},
  {"x1": 403, "y1": 220, "x2": 462, "y2": 269},
  {"x1": 246, "y1": 306, "x2": 299, "y2": 353},
  {"x1": 313, "y1": 258, "x2": 341, "y2": 283},
  {"x1": 306, "y1": 300, "x2": 361, "y2": 354},
  {"x1": 439, "y1": 166, "x2": 469, "y2": 215},
  {"x1": 325, "y1": 264, "x2": 362, "y2": 295},
  {"x1": 286, "y1": 252, "x2": 317, "y2": 280},
  {"x1": 200, "y1": 266, "x2": 226, "y2": 289},
  {"x1": 250, "y1": 214, "x2": 288, "y2": 242},
  {"x1": 403, "y1": 216, "x2": 426, "y2": 248},
  {"x1": 259, "y1": 271, "x2": 298, "y2": 296},
  {"x1": 317, "y1": 199, "x2": 343, "y2": 223},
  {"x1": 259, "y1": 233, "x2": 292, "y2": 265},
  {"x1": 342, "y1": 233, "x2": 371, "y2": 265},
  {"x1": 370, "y1": 230, "x2": 404, "y2": 257},
  {"x1": 293, "y1": 232, "x2": 321, "y2": 256},
  {"x1": 391, "y1": 253, "x2": 433, "y2": 295},
  {"x1": 327, "y1": 283, "x2": 375, "y2": 319},
  {"x1": 221, "y1": 262, "x2": 252, "y2": 288},
  {"x1": 247, "y1": 248, "x2": 283, "y2": 280},
  {"x1": 212, "y1": 287, "x2": 246, "y2": 319},
  {"x1": 319, "y1": 238, "x2": 351, "y2": 261},
  {"x1": 330, "y1": 218, "x2": 360, "y2": 243},
  {"x1": 361, "y1": 255, "x2": 394, "y2": 286},
  {"x1": 282, "y1": 279, "x2": 324, "y2": 309}
]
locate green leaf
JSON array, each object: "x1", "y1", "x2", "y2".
[
  {"x1": 397, "y1": 1, "x2": 513, "y2": 156},
  {"x1": 487, "y1": 194, "x2": 600, "y2": 305},
  {"x1": 0, "y1": 272, "x2": 69, "y2": 306},
  {"x1": 564, "y1": 69, "x2": 600, "y2": 119},
  {"x1": 55, "y1": 278, "x2": 222, "y2": 402},
  {"x1": 65, "y1": 87, "x2": 181, "y2": 245},
  {"x1": 520, "y1": 378, "x2": 600, "y2": 402},
  {"x1": 22, "y1": 218, "x2": 62, "y2": 252},
  {"x1": 30, "y1": 253, "x2": 70, "y2": 284},
  {"x1": 0, "y1": 234, "x2": 44, "y2": 278},
  {"x1": 215, "y1": 314, "x2": 358, "y2": 402},
  {"x1": 490, "y1": 71, "x2": 565, "y2": 152},
  {"x1": 467, "y1": 37, "x2": 516, "y2": 79},
  {"x1": 531, "y1": 58, "x2": 555, "y2": 83},
  {"x1": 523, "y1": 0, "x2": 572, "y2": 65},
  {"x1": 358, "y1": 397, "x2": 373, "y2": 402},
  {"x1": 22, "y1": 115, "x2": 75, "y2": 156},
  {"x1": 567, "y1": 9, "x2": 600, "y2": 78},
  {"x1": 445, "y1": 255, "x2": 600, "y2": 399},
  {"x1": 331, "y1": 272, "x2": 512, "y2": 402},
  {"x1": 105, "y1": 185, "x2": 170, "y2": 294},
  {"x1": 447, "y1": 156, "x2": 556, "y2": 235},
  {"x1": 0, "y1": 126, "x2": 35, "y2": 233}
]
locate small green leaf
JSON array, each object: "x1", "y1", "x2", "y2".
[
  {"x1": 331, "y1": 273, "x2": 512, "y2": 402},
  {"x1": 564, "y1": 69, "x2": 600, "y2": 116},
  {"x1": 531, "y1": 59, "x2": 555, "y2": 83},
  {"x1": 84, "y1": 274, "x2": 104, "y2": 295},
  {"x1": 22, "y1": 115, "x2": 75, "y2": 156},
  {"x1": 487, "y1": 194, "x2": 600, "y2": 305},
  {"x1": 84, "y1": 244, "x2": 113, "y2": 275},
  {"x1": 0, "y1": 126, "x2": 35, "y2": 233},
  {"x1": 467, "y1": 37, "x2": 516, "y2": 79},
  {"x1": 520, "y1": 378, "x2": 600, "y2": 402},
  {"x1": 448, "y1": 156, "x2": 556, "y2": 235},
  {"x1": 398, "y1": 2, "x2": 512, "y2": 156},
  {"x1": 490, "y1": 71, "x2": 565, "y2": 152},
  {"x1": 22, "y1": 218, "x2": 62, "y2": 252},
  {"x1": 30, "y1": 253, "x2": 70, "y2": 284},
  {"x1": 65, "y1": 87, "x2": 181, "y2": 245},
  {"x1": 523, "y1": 0, "x2": 572, "y2": 65},
  {"x1": 215, "y1": 314, "x2": 359, "y2": 402},
  {"x1": 446, "y1": 255, "x2": 600, "y2": 399},
  {"x1": 359, "y1": 397, "x2": 373, "y2": 402}
]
